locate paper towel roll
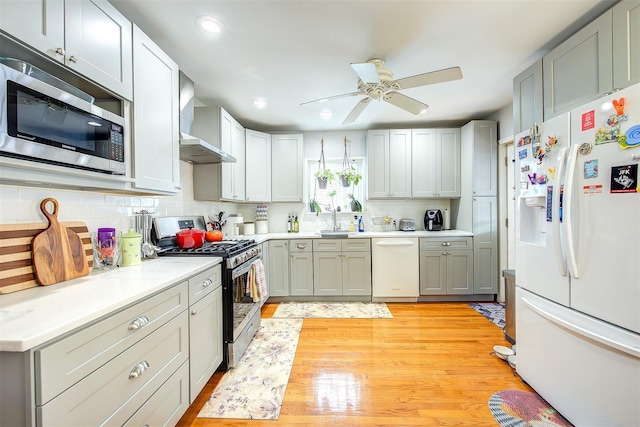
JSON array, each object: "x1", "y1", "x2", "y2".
[{"x1": 444, "y1": 209, "x2": 451, "y2": 230}]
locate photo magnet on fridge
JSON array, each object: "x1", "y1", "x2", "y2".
[
  {"x1": 610, "y1": 164, "x2": 638, "y2": 193},
  {"x1": 584, "y1": 159, "x2": 598, "y2": 179}
]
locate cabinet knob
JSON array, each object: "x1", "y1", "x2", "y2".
[
  {"x1": 55, "y1": 47, "x2": 65, "y2": 56},
  {"x1": 202, "y1": 278, "x2": 212, "y2": 288},
  {"x1": 127, "y1": 315, "x2": 150, "y2": 331},
  {"x1": 68, "y1": 55, "x2": 78, "y2": 63},
  {"x1": 128, "y1": 361, "x2": 150, "y2": 379},
  {"x1": 191, "y1": 309, "x2": 198, "y2": 315},
  {"x1": 296, "y1": 244, "x2": 306, "y2": 249}
]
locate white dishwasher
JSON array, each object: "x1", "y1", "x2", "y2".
[{"x1": 371, "y1": 237, "x2": 419, "y2": 301}]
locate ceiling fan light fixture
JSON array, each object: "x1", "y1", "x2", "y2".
[{"x1": 197, "y1": 16, "x2": 225, "y2": 33}]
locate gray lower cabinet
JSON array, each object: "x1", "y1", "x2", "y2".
[
  {"x1": 267, "y1": 240, "x2": 290, "y2": 296},
  {"x1": 313, "y1": 239, "x2": 371, "y2": 296},
  {"x1": 472, "y1": 197, "x2": 498, "y2": 294},
  {"x1": 35, "y1": 283, "x2": 190, "y2": 426},
  {"x1": 188, "y1": 266, "x2": 222, "y2": 403},
  {"x1": 289, "y1": 240, "x2": 314, "y2": 296},
  {"x1": 419, "y1": 237, "x2": 473, "y2": 295}
]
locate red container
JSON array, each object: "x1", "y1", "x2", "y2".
[{"x1": 176, "y1": 228, "x2": 205, "y2": 249}]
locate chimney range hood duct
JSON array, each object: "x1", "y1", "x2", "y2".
[{"x1": 179, "y1": 71, "x2": 236, "y2": 164}]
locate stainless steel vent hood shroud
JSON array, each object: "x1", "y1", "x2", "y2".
[{"x1": 179, "y1": 71, "x2": 236, "y2": 164}]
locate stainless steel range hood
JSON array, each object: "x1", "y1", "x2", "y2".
[{"x1": 179, "y1": 72, "x2": 236, "y2": 164}]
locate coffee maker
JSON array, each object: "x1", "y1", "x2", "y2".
[{"x1": 424, "y1": 209, "x2": 444, "y2": 231}]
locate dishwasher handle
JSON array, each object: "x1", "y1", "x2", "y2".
[{"x1": 375, "y1": 241, "x2": 416, "y2": 247}]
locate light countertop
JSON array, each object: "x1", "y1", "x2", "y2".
[
  {"x1": 247, "y1": 229, "x2": 473, "y2": 243},
  {"x1": 0, "y1": 257, "x2": 221, "y2": 352}
]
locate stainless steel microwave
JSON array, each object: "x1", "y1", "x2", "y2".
[{"x1": 0, "y1": 60, "x2": 126, "y2": 175}]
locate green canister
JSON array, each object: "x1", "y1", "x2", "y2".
[{"x1": 121, "y1": 228, "x2": 142, "y2": 267}]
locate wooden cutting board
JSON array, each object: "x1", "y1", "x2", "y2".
[
  {"x1": 0, "y1": 219, "x2": 93, "y2": 294},
  {"x1": 31, "y1": 198, "x2": 90, "y2": 286}
]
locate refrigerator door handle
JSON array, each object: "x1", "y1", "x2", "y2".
[
  {"x1": 553, "y1": 147, "x2": 568, "y2": 276},
  {"x1": 521, "y1": 297, "x2": 640, "y2": 358},
  {"x1": 563, "y1": 144, "x2": 580, "y2": 278}
]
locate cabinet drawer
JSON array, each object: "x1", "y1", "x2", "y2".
[
  {"x1": 342, "y1": 239, "x2": 371, "y2": 252},
  {"x1": 189, "y1": 264, "x2": 222, "y2": 303},
  {"x1": 420, "y1": 237, "x2": 472, "y2": 250},
  {"x1": 38, "y1": 311, "x2": 189, "y2": 426},
  {"x1": 313, "y1": 239, "x2": 341, "y2": 252},
  {"x1": 123, "y1": 360, "x2": 189, "y2": 426},
  {"x1": 35, "y1": 282, "x2": 188, "y2": 405},
  {"x1": 289, "y1": 239, "x2": 313, "y2": 252}
]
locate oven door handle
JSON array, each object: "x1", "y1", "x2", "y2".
[{"x1": 232, "y1": 255, "x2": 261, "y2": 279}]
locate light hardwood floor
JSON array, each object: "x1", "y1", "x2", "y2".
[{"x1": 178, "y1": 302, "x2": 531, "y2": 426}]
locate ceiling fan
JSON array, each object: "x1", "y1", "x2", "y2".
[{"x1": 301, "y1": 59, "x2": 463, "y2": 125}]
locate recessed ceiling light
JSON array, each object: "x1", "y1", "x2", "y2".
[
  {"x1": 196, "y1": 16, "x2": 225, "y2": 33},
  {"x1": 320, "y1": 110, "x2": 332, "y2": 119},
  {"x1": 253, "y1": 98, "x2": 267, "y2": 109}
]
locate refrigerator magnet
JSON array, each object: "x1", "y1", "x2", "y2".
[
  {"x1": 610, "y1": 164, "x2": 638, "y2": 193},
  {"x1": 517, "y1": 135, "x2": 531, "y2": 147},
  {"x1": 519, "y1": 148, "x2": 528, "y2": 159},
  {"x1": 619, "y1": 124, "x2": 640, "y2": 149},
  {"x1": 546, "y1": 186, "x2": 553, "y2": 222},
  {"x1": 584, "y1": 160, "x2": 598, "y2": 179}
]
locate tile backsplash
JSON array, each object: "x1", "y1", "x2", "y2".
[{"x1": 1, "y1": 161, "x2": 453, "y2": 235}]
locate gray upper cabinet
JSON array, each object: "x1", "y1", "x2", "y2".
[
  {"x1": 512, "y1": 60, "x2": 543, "y2": 135},
  {"x1": 411, "y1": 129, "x2": 461, "y2": 198},
  {"x1": 0, "y1": 0, "x2": 133, "y2": 100},
  {"x1": 543, "y1": 10, "x2": 613, "y2": 119},
  {"x1": 272, "y1": 134, "x2": 304, "y2": 202},
  {"x1": 613, "y1": 0, "x2": 640, "y2": 89},
  {"x1": 367, "y1": 129, "x2": 412, "y2": 198},
  {"x1": 245, "y1": 129, "x2": 272, "y2": 202}
]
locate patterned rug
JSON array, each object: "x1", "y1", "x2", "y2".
[
  {"x1": 489, "y1": 390, "x2": 573, "y2": 426},
  {"x1": 197, "y1": 318, "x2": 302, "y2": 420},
  {"x1": 272, "y1": 301, "x2": 393, "y2": 318},
  {"x1": 469, "y1": 302, "x2": 505, "y2": 329}
]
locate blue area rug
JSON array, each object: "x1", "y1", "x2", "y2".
[{"x1": 469, "y1": 302, "x2": 505, "y2": 329}]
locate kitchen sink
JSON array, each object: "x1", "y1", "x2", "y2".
[{"x1": 318, "y1": 230, "x2": 350, "y2": 238}]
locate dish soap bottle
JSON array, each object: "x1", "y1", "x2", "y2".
[
  {"x1": 349, "y1": 216, "x2": 355, "y2": 232},
  {"x1": 358, "y1": 215, "x2": 364, "y2": 232}
]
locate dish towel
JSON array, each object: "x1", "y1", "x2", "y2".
[{"x1": 253, "y1": 258, "x2": 268, "y2": 302}]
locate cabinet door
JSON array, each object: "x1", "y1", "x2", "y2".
[
  {"x1": 267, "y1": 241, "x2": 289, "y2": 296},
  {"x1": 189, "y1": 286, "x2": 222, "y2": 402},
  {"x1": 543, "y1": 11, "x2": 613, "y2": 119},
  {"x1": 513, "y1": 60, "x2": 543, "y2": 134},
  {"x1": 245, "y1": 129, "x2": 272, "y2": 202},
  {"x1": 446, "y1": 250, "x2": 474, "y2": 294},
  {"x1": 367, "y1": 130, "x2": 389, "y2": 198},
  {"x1": 231, "y1": 120, "x2": 246, "y2": 201},
  {"x1": 131, "y1": 25, "x2": 180, "y2": 193},
  {"x1": 290, "y1": 253, "x2": 314, "y2": 296},
  {"x1": 272, "y1": 134, "x2": 304, "y2": 202},
  {"x1": 0, "y1": 0, "x2": 64, "y2": 61},
  {"x1": 313, "y1": 252, "x2": 342, "y2": 296},
  {"x1": 218, "y1": 108, "x2": 245, "y2": 201},
  {"x1": 64, "y1": 0, "x2": 133, "y2": 100},
  {"x1": 388, "y1": 129, "x2": 412, "y2": 198},
  {"x1": 473, "y1": 196, "x2": 498, "y2": 294},
  {"x1": 613, "y1": 0, "x2": 640, "y2": 89},
  {"x1": 437, "y1": 129, "x2": 461, "y2": 198},
  {"x1": 342, "y1": 252, "x2": 371, "y2": 296},
  {"x1": 411, "y1": 129, "x2": 437, "y2": 198},
  {"x1": 419, "y1": 250, "x2": 447, "y2": 294},
  {"x1": 467, "y1": 121, "x2": 497, "y2": 197}
]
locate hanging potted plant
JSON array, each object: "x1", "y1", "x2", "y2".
[
  {"x1": 314, "y1": 138, "x2": 334, "y2": 189},
  {"x1": 336, "y1": 136, "x2": 359, "y2": 187},
  {"x1": 348, "y1": 194, "x2": 362, "y2": 212},
  {"x1": 309, "y1": 198, "x2": 322, "y2": 215}
]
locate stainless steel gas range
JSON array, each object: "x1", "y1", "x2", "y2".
[{"x1": 151, "y1": 216, "x2": 265, "y2": 370}]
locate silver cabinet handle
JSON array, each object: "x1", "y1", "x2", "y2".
[
  {"x1": 441, "y1": 242, "x2": 451, "y2": 246},
  {"x1": 128, "y1": 361, "x2": 150, "y2": 379},
  {"x1": 55, "y1": 47, "x2": 65, "y2": 56},
  {"x1": 127, "y1": 315, "x2": 150, "y2": 331},
  {"x1": 68, "y1": 55, "x2": 78, "y2": 63},
  {"x1": 202, "y1": 278, "x2": 212, "y2": 288},
  {"x1": 296, "y1": 244, "x2": 306, "y2": 249}
]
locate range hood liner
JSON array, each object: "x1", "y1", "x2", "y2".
[{"x1": 179, "y1": 134, "x2": 236, "y2": 164}]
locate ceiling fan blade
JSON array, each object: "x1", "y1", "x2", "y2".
[
  {"x1": 383, "y1": 91, "x2": 428, "y2": 115},
  {"x1": 343, "y1": 98, "x2": 370, "y2": 125},
  {"x1": 393, "y1": 66, "x2": 463, "y2": 90},
  {"x1": 351, "y1": 62, "x2": 381, "y2": 84},
  {"x1": 300, "y1": 91, "x2": 363, "y2": 106}
]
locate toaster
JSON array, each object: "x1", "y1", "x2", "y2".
[{"x1": 398, "y1": 218, "x2": 416, "y2": 231}]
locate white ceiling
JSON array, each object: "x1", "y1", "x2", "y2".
[{"x1": 111, "y1": 0, "x2": 615, "y2": 133}]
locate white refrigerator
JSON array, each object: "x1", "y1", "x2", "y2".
[{"x1": 515, "y1": 83, "x2": 640, "y2": 426}]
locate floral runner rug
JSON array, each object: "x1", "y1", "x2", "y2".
[
  {"x1": 489, "y1": 390, "x2": 573, "y2": 426},
  {"x1": 272, "y1": 301, "x2": 393, "y2": 318},
  {"x1": 469, "y1": 302, "x2": 505, "y2": 329},
  {"x1": 197, "y1": 318, "x2": 302, "y2": 420}
]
